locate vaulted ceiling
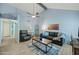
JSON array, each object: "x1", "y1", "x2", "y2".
[
  {"x1": 10, "y1": 3, "x2": 79, "y2": 15},
  {"x1": 10, "y1": 3, "x2": 44, "y2": 15}
]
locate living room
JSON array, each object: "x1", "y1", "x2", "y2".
[{"x1": 0, "y1": 3, "x2": 79, "y2": 55}]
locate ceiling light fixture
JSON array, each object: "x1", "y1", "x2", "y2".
[{"x1": 32, "y1": 15, "x2": 36, "y2": 18}]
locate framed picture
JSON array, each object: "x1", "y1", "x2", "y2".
[{"x1": 48, "y1": 24, "x2": 59, "y2": 30}]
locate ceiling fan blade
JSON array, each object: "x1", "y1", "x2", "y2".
[{"x1": 26, "y1": 12, "x2": 33, "y2": 16}]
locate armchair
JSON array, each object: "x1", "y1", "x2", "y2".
[{"x1": 19, "y1": 30, "x2": 31, "y2": 42}]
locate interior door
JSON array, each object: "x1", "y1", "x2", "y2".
[{"x1": 3, "y1": 20, "x2": 10, "y2": 37}]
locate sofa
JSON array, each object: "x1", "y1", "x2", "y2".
[
  {"x1": 19, "y1": 30, "x2": 31, "y2": 42},
  {"x1": 40, "y1": 31, "x2": 65, "y2": 46}
]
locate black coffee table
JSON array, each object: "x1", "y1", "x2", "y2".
[{"x1": 32, "y1": 37, "x2": 52, "y2": 54}]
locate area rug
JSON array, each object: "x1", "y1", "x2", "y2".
[{"x1": 27, "y1": 43, "x2": 61, "y2": 55}]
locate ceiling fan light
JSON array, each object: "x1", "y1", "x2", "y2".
[{"x1": 32, "y1": 15, "x2": 36, "y2": 18}]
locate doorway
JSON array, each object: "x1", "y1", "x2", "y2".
[
  {"x1": 1, "y1": 19, "x2": 17, "y2": 47},
  {"x1": 3, "y1": 19, "x2": 10, "y2": 37}
]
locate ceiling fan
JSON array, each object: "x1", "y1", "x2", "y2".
[
  {"x1": 26, "y1": 3, "x2": 47, "y2": 18},
  {"x1": 26, "y1": 3, "x2": 40, "y2": 18}
]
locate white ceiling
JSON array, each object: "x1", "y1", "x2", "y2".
[
  {"x1": 43, "y1": 3, "x2": 79, "y2": 11},
  {"x1": 10, "y1": 3, "x2": 79, "y2": 15},
  {"x1": 10, "y1": 3, "x2": 44, "y2": 15}
]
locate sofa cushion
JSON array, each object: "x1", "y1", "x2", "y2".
[{"x1": 42, "y1": 32, "x2": 49, "y2": 37}]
